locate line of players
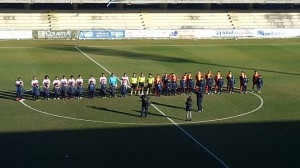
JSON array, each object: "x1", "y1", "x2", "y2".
[{"x1": 15, "y1": 70, "x2": 263, "y2": 101}]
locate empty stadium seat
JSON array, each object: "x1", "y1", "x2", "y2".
[
  {"x1": 0, "y1": 10, "x2": 299, "y2": 30},
  {"x1": 229, "y1": 12, "x2": 300, "y2": 29}
]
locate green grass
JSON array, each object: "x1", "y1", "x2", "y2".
[{"x1": 0, "y1": 39, "x2": 299, "y2": 168}]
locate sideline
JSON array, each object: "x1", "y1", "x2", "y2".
[
  {"x1": 0, "y1": 42, "x2": 300, "y2": 49},
  {"x1": 74, "y1": 46, "x2": 231, "y2": 168}
]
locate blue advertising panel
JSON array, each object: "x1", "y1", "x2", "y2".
[{"x1": 79, "y1": 30, "x2": 125, "y2": 39}]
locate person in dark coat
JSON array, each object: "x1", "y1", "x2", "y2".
[
  {"x1": 206, "y1": 76, "x2": 213, "y2": 95},
  {"x1": 156, "y1": 81, "x2": 162, "y2": 97},
  {"x1": 145, "y1": 96, "x2": 150, "y2": 116},
  {"x1": 197, "y1": 77, "x2": 205, "y2": 93},
  {"x1": 140, "y1": 95, "x2": 150, "y2": 118},
  {"x1": 256, "y1": 75, "x2": 263, "y2": 93},
  {"x1": 228, "y1": 75, "x2": 235, "y2": 94},
  {"x1": 242, "y1": 75, "x2": 248, "y2": 94},
  {"x1": 217, "y1": 76, "x2": 224, "y2": 94},
  {"x1": 196, "y1": 90, "x2": 204, "y2": 112},
  {"x1": 185, "y1": 96, "x2": 193, "y2": 121},
  {"x1": 188, "y1": 77, "x2": 195, "y2": 94}
]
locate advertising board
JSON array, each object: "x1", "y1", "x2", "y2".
[
  {"x1": 33, "y1": 30, "x2": 78, "y2": 39},
  {"x1": 79, "y1": 30, "x2": 125, "y2": 39},
  {"x1": 0, "y1": 31, "x2": 32, "y2": 39}
]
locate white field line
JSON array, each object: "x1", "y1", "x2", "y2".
[
  {"x1": 75, "y1": 47, "x2": 126, "y2": 87},
  {"x1": 0, "y1": 42, "x2": 299, "y2": 49},
  {"x1": 21, "y1": 89, "x2": 263, "y2": 125},
  {"x1": 188, "y1": 91, "x2": 263, "y2": 124},
  {"x1": 75, "y1": 46, "x2": 231, "y2": 168},
  {"x1": 19, "y1": 99, "x2": 157, "y2": 126},
  {"x1": 151, "y1": 104, "x2": 230, "y2": 168},
  {"x1": 75, "y1": 46, "x2": 112, "y2": 75}
]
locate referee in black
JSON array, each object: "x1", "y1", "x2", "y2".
[{"x1": 196, "y1": 89, "x2": 204, "y2": 112}]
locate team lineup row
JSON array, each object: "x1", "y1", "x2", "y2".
[{"x1": 14, "y1": 70, "x2": 264, "y2": 101}]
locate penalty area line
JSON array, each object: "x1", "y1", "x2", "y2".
[{"x1": 75, "y1": 46, "x2": 230, "y2": 168}]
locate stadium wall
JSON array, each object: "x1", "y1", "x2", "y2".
[{"x1": 1, "y1": 29, "x2": 299, "y2": 40}]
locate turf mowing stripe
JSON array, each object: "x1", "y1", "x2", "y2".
[
  {"x1": 75, "y1": 46, "x2": 231, "y2": 168},
  {"x1": 151, "y1": 104, "x2": 230, "y2": 168}
]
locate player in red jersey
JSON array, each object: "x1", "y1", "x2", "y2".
[
  {"x1": 205, "y1": 70, "x2": 212, "y2": 94},
  {"x1": 186, "y1": 72, "x2": 192, "y2": 91},
  {"x1": 214, "y1": 71, "x2": 221, "y2": 94},
  {"x1": 162, "y1": 73, "x2": 169, "y2": 94},
  {"x1": 226, "y1": 71, "x2": 232, "y2": 91},
  {"x1": 171, "y1": 73, "x2": 178, "y2": 95},
  {"x1": 252, "y1": 70, "x2": 260, "y2": 92},
  {"x1": 154, "y1": 74, "x2": 162, "y2": 96},
  {"x1": 195, "y1": 70, "x2": 203, "y2": 87},
  {"x1": 239, "y1": 71, "x2": 246, "y2": 93},
  {"x1": 180, "y1": 73, "x2": 187, "y2": 95}
]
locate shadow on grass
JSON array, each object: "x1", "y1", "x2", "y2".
[
  {"x1": 132, "y1": 109, "x2": 186, "y2": 121},
  {"x1": 86, "y1": 105, "x2": 139, "y2": 118},
  {"x1": 42, "y1": 46, "x2": 300, "y2": 76},
  {"x1": 0, "y1": 90, "x2": 16, "y2": 100},
  {"x1": 152, "y1": 101, "x2": 185, "y2": 110},
  {"x1": 0, "y1": 90, "x2": 106, "y2": 101},
  {"x1": 0, "y1": 121, "x2": 299, "y2": 168},
  {"x1": 0, "y1": 90, "x2": 32, "y2": 101}
]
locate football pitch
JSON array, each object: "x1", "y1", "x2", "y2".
[{"x1": 0, "y1": 39, "x2": 299, "y2": 168}]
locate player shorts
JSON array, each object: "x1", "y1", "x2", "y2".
[
  {"x1": 147, "y1": 84, "x2": 153, "y2": 88},
  {"x1": 131, "y1": 83, "x2": 137, "y2": 89},
  {"x1": 139, "y1": 82, "x2": 145, "y2": 87}
]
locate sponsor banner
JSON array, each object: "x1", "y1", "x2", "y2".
[
  {"x1": 0, "y1": 31, "x2": 32, "y2": 39},
  {"x1": 169, "y1": 30, "x2": 197, "y2": 39},
  {"x1": 125, "y1": 30, "x2": 215, "y2": 39},
  {"x1": 125, "y1": 30, "x2": 170, "y2": 38},
  {"x1": 255, "y1": 29, "x2": 300, "y2": 38},
  {"x1": 213, "y1": 29, "x2": 256, "y2": 37},
  {"x1": 194, "y1": 30, "x2": 215, "y2": 38},
  {"x1": 79, "y1": 30, "x2": 125, "y2": 39},
  {"x1": 81, "y1": 29, "x2": 300, "y2": 39},
  {"x1": 33, "y1": 30, "x2": 78, "y2": 39}
]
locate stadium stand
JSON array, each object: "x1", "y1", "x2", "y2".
[
  {"x1": 0, "y1": 12, "x2": 50, "y2": 30},
  {"x1": 0, "y1": 10, "x2": 299, "y2": 30},
  {"x1": 0, "y1": 0, "x2": 299, "y2": 30},
  {"x1": 229, "y1": 11, "x2": 300, "y2": 29},
  {"x1": 140, "y1": 12, "x2": 233, "y2": 29},
  {"x1": 48, "y1": 12, "x2": 143, "y2": 30}
]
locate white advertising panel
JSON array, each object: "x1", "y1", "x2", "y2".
[
  {"x1": 0, "y1": 31, "x2": 32, "y2": 39},
  {"x1": 213, "y1": 29, "x2": 256, "y2": 38},
  {"x1": 125, "y1": 30, "x2": 170, "y2": 38},
  {"x1": 255, "y1": 29, "x2": 300, "y2": 38},
  {"x1": 194, "y1": 30, "x2": 215, "y2": 38},
  {"x1": 169, "y1": 30, "x2": 197, "y2": 39}
]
